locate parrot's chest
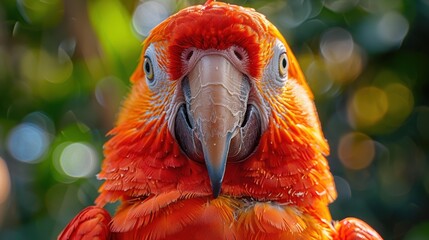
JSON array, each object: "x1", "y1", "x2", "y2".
[{"x1": 110, "y1": 196, "x2": 334, "y2": 240}]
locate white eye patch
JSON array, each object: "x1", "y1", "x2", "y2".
[
  {"x1": 143, "y1": 44, "x2": 168, "y2": 90},
  {"x1": 263, "y1": 39, "x2": 289, "y2": 88}
]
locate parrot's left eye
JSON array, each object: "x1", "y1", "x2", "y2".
[
  {"x1": 278, "y1": 52, "x2": 288, "y2": 78},
  {"x1": 143, "y1": 57, "x2": 154, "y2": 81}
]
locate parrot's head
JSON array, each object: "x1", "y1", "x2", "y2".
[{"x1": 98, "y1": 0, "x2": 335, "y2": 206}]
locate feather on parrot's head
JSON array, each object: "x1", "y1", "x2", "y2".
[{"x1": 97, "y1": 0, "x2": 335, "y2": 206}]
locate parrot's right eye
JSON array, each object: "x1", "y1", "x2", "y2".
[
  {"x1": 278, "y1": 52, "x2": 288, "y2": 78},
  {"x1": 143, "y1": 57, "x2": 154, "y2": 81}
]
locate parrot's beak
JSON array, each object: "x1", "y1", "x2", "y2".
[{"x1": 175, "y1": 54, "x2": 261, "y2": 198}]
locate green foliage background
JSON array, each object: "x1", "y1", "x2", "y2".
[{"x1": 0, "y1": 0, "x2": 428, "y2": 239}]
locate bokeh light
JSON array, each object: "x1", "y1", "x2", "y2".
[
  {"x1": 0, "y1": 157, "x2": 11, "y2": 228},
  {"x1": 348, "y1": 86, "x2": 388, "y2": 128},
  {"x1": 384, "y1": 83, "x2": 414, "y2": 126},
  {"x1": 132, "y1": 0, "x2": 171, "y2": 38},
  {"x1": 346, "y1": 69, "x2": 414, "y2": 132},
  {"x1": 338, "y1": 132, "x2": 375, "y2": 170},
  {"x1": 280, "y1": 0, "x2": 312, "y2": 28},
  {"x1": 0, "y1": 158, "x2": 11, "y2": 205},
  {"x1": 356, "y1": 11, "x2": 409, "y2": 53},
  {"x1": 377, "y1": 12, "x2": 409, "y2": 47},
  {"x1": 7, "y1": 123, "x2": 49, "y2": 163},
  {"x1": 320, "y1": 28, "x2": 365, "y2": 84},
  {"x1": 58, "y1": 142, "x2": 99, "y2": 178},
  {"x1": 320, "y1": 28, "x2": 354, "y2": 63}
]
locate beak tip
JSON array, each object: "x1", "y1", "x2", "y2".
[
  {"x1": 206, "y1": 158, "x2": 226, "y2": 199},
  {"x1": 207, "y1": 165, "x2": 224, "y2": 198},
  {"x1": 211, "y1": 181, "x2": 221, "y2": 198},
  {"x1": 202, "y1": 133, "x2": 234, "y2": 199}
]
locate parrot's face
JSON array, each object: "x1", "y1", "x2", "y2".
[
  {"x1": 99, "y1": 0, "x2": 333, "y2": 205},
  {"x1": 140, "y1": 40, "x2": 291, "y2": 197}
]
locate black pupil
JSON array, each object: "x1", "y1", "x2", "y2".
[
  {"x1": 145, "y1": 60, "x2": 151, "y2": 74},
  {"x1": 282, "y1": 57, "x2": 287, "y2": 69}
]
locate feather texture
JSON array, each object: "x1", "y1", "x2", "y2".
[
  {"x1": 110, "y1": 196, "x2": 333, "y2": 240},
  {"x1": 58, "y1": 206, "x2": 111, "y2": 240}
]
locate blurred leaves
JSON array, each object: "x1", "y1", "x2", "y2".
[{"x1": 0, "y1": 0, "x2": 428, "y2": 239}]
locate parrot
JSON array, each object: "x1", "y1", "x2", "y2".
[{"x1": 58, "y1": 0, "x2": 383, "y2": 239}]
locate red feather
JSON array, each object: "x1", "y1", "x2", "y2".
[{"x1": 58, "y1": 206, "x2": 111, "y2": 240}]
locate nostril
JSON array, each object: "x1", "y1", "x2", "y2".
[
  {"x1": 185, "y1": 50, "x2": 194, "y2": 61},
  {"x1": 234, "y1": 50, "x2": 243, "y2": 61}
]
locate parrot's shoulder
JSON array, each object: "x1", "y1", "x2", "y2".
[{"x1": 57, "y1": 206, "x2": 111, "y2": 240}]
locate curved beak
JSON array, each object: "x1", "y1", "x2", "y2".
[{"x1": 185, "y1": 55, "x2": 250, "y2": 198}]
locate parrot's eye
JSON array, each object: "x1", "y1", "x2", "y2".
[
  {"x1": 143, "y1": 57, "x2": 154, "y2": 81},
  {"x1": 278, "y1": 52, "x2": 288, "y2": 78}
]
